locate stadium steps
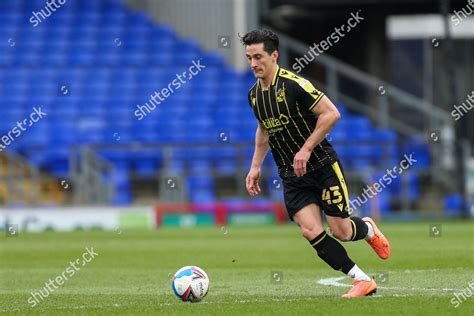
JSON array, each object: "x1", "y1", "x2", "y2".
[{"x1": 0, "y1": 153, "x2": 66, "y2": 206}]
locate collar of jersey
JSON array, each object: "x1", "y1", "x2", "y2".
[{"x1": 258, "y1": 65, "x2": 280, "y2": 91}]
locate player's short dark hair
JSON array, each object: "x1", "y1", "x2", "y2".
[{"x1": 240, "y1": 29, "x2": 279, "y2": 55}]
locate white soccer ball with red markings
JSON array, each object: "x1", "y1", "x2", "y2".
[{"x1": 171, "y1": 266, "x2": 209, "y2": 302}]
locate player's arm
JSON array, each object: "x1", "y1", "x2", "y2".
[
  {"x1": 301, "y1": 95, "x2": 340, "y2": 153},
  {"x1": 246, "y1": 122, "x2": 269, "y2": 196},
  {"x1": 293, "y1": 81, "x2": 340, "y2": 176}
]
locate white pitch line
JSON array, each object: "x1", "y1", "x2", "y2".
[
  {"x1": 317, "y1": 276, "x2": 457, "y2": 293},
  {"x1": 318, "y1": 276, "x2": 350, "y2": 288}
]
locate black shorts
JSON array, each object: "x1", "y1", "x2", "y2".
[{"x1": 282, "y1": 160, "x2": 351, "y2": 220}]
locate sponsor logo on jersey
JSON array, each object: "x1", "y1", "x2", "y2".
[{"x1": 262, "y1": 114, "x2": 290, "y2": 130}]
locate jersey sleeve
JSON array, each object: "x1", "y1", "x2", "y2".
[
  {"x1": 295, "y1": 79, "x2": 325, "y2": 111},
  {"x1": 247, "y1": 90, "x2": 253, "y2": 108}
]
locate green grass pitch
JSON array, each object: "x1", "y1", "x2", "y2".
[{"x1": 1, "y1": 221, "x2": 473, "y2": 315}]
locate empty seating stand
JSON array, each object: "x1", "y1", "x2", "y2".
[{"x1": 0, "y1": 0, "x2": 429, "y2": 207}]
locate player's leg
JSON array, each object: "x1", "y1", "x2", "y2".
[
  {"x1": 325, "y1": 214, "x2": 367, "y2": 241},
  {"x1": 283, "y1": 171, "x2": 376, "y2": 297},
  {"x1": 291, "y1": 203, "x2": 324, "y2": 240},
  {"x1": 324, "y1": 161, "x2": 391, "y2": 259},
  {"x1": 283, "y1": 178, "x2": 357, "y2": 275},
  {"x1": 326, "y1": 215, "x2": 390, "y2": 260},
  {"x1": 305, "y1": 161, "x2": 378, "y2": 297},
  {"x1": 292, "y1": 204, "x2": 376, "y2": 298},
  {"x1": 292, "y1": 203, "x2": 357, "y2": 277}
]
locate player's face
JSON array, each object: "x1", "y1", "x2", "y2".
[{"x1": 245, "y1": 43, "x2": 277, "y2": 80}]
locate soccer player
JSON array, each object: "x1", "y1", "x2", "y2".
[{"x1": 241, "y1": 29, "x2": 391, "y2": 298}]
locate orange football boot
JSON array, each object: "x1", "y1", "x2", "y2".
[
  {"x1": 362, "y1": 217, "x2": 391, "y2": 260},
  {"x1": 342, "y1": 279, "x2": 377, "y2": 298}
]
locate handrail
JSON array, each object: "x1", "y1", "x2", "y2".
[
  {"x1": 70, "y1": 146, "x2": 115, "y2": 205},
  {"x1": 274, "y1": 31, "x2": 452, "y2": 136}
]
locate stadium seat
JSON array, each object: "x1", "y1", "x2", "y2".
[
  {"x1": 0, "y1": 0, "x2": 428, "y2": 207},
  {"x1": 187, "y1": 176, "x2": 215, "y2": 202},
  {"x1": 443, "y1": 193, "x2": 463, "y2": 216}
]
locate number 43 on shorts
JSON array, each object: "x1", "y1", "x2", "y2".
[{"x1": 322, "y1": 186, "x2": 343, "y2": 205}]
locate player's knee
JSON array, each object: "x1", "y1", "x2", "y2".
[
  {"x1": 331, "y1": 228, "x2": 352, "y2": 241},
  {"x1": 300, "y1": 225, "x2": 323, "y2": 241}
]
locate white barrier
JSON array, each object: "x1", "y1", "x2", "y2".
[{"x1": 0, "y1": 207, "x2": 155, "y2": 233}]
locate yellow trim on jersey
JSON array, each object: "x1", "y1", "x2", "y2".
[
  {"x1": 294, "y1": 100, "x2": 325, "y2": 165},
  {"x1": 278, "y1": 67, "x2": 324, "y2": 110},
  {"x1": 255, "y1": 82, "x2": 286, "y2": 164},
  {"x1": 249, "y1": 80, "x2": 258, "y2": 91},
  {"x1": 257, "y1": 65, "x2": 280, "y2": 90},
  {"x1": 331, "y1": 161, "x2": 350, "y2": 214},
  {"x1": 260, "y1": 81, "x2": 292, "y2": 165},
  {"x1": 280, "y1": 81, "x2": 316, "y2": 171},
  {"x1": 271, "y1": 65, "x2": 280, "y2": 86},
  {"x1": 248, "y1": 81, "x2": 258, "y2": 107},
  {"x1": 268, "y1": 77, "x2": 298, "y2": 163},
  {"x1": 308, "y1": 93, "x2": 325, "y2": 111},
  {"x1": 278, "y1": 68, "x2": 303, "y2": 81},
  {"x1": 254, "y1": 81, "x2": 264, "y2": 120}
]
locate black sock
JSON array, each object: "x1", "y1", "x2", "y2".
[
  {"x1": 349, "y1": 216, "x2": 369, "y2": 241},
  {"x1": 309, "y1": 231, "x2": 355, "y2": 274}
]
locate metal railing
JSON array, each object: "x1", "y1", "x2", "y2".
[
  {"x1": 276, "y1": 31, "x2": 453, "y2": 139},
  {"x1": 69, "y1": 146, "x2": 115, "y2": 205},
  {"x1": 77, "y1": 142, "x2": 425, "y2": 210}
]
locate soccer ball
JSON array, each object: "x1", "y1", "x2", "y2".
[{"x1": 171, "y1": 266, "x2": 209, "y2": 302}]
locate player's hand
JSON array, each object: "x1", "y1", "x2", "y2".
[
  {"x1": 293, "y1": 149, "x2": 311, "y2": 177},
  {"x1": 245, "y1": 167, "x2": 261, "y2": 196}
]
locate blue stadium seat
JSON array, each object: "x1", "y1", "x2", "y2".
[
  {"x1": 187, "y1": 176, "x2": 214, "y2": 190},
  {"x1": 186, "y1": 175, "x2": 215, "y2": 201},
  {"x1": 443, "y1": 194, "x2": 463, "y2": 215},
  {"x1": 130, "y1": 150, "x2": 162, "y2": 175},
  {"x1": 168, "y1": 160, "x2": 185, "y2": 173},
  {"x1": 0, "y1": 0, "x2": 417, "y2": 207},
  {"x1": 216, "y1": 160, "x2": 238, "y2": 175},
  {"x1": 190, "y1": 160, "x2": 212, "y2": 175},
  {"x1": 111, "y1": 170, "x2": 132, "y2": 205}
]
